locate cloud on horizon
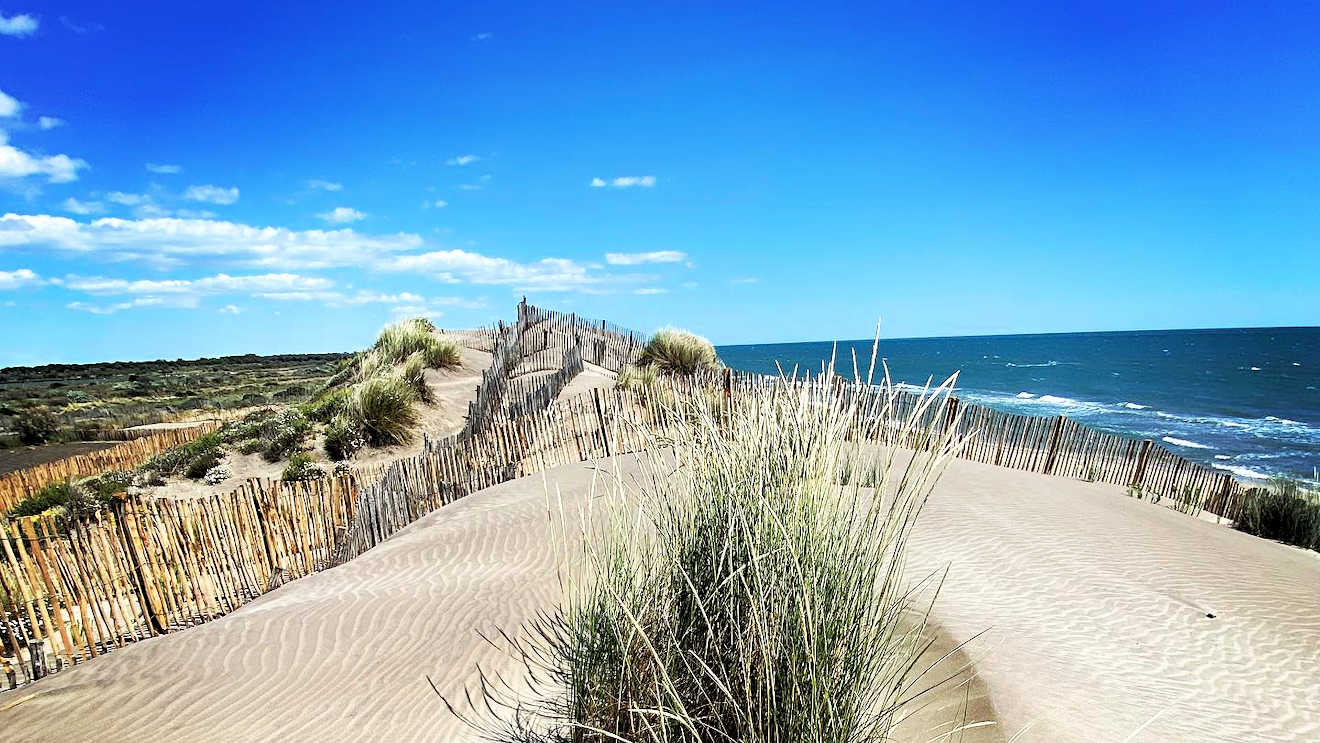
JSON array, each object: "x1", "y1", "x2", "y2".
[{"x1": 605, "y1": 250, "x2": 686, "y2": 265}]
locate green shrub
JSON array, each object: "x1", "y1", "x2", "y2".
[
  {"x1": 323, "y1": 414, "x2": 365, "y2": 461},
  {"x1": 349, "y1": 375, "x2": 418, "y2": 447},
  {"x1": 281, "y1": 452, "x2": 324, "y2": 482},
  {"x1": 637, "y1": 327, "x2": 719, "y2": 376},
  {"x1": 7, "y1": 481, "x2": 78, "y2": 519},
  {"x1": 1235, "y1": 478, "x2": 1320, "y2": 551},
  {"x1": 7, "y1": 479, "x2": 115, "y2": 521},
  {"x1": 260, "y1": 409, "x2": 312, "y2": 462},
  {"x1": 143, "y1": 431, "x2": 225, "y2": 479},
  {"x1": 16, "y1": 407, "x2": 59, "y2": 445},
  {"x1": 300, "y1": 387, "x2": 351, "y2": 423}
]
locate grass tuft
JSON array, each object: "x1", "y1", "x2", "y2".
[
  {"x1": 637, "y1": 327, "x2": 719, "y2": 376},
  {"x1": 1235, "y1": 478, "x2": 1320, "y2": 551},
  {"x1": 447, "y1": 363, "x2": 968, "y2": 742},
  {"x1": 347, "y1": 374, "x2": 419, "y2": 447}
]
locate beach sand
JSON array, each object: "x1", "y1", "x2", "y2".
[{"x1": 2, "y1": 454, "x2": 1316, "y2": 742}]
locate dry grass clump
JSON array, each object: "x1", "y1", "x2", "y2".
[
  {"x1": 447, "y1": 361, "x2": 969, "y2": 742},
  {"x1": 636, "y1": 327, "x2": 719, "y2": 376}
]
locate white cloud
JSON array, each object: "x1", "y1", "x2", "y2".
[
  {"x1": 432, "y1": 199, "x2": 448, "y2": 208},
  {"x1": 106, "y1": 191, "x2": 146, "y2": 206},
  {"x1": 731, "y1": 276, "x2": 759, "y2": 284},
  {"x1": 471, "y1": 32, "x2": 492, "y2": 41},
  {"x1": 592, "y1": 176, "x2": 656, "y2": 189},
  {"x1": 0, "y1": 12, "x2": 37, "y2": 37},
  {"x1": 37, "y1": 116, "x2": 64, "y2": 130},
  {"x1": 0, "y1": 268, "x2": 42, "y2": 290},
  {"x1": 605, "y1": 250, "x2": 686, "y2": 265},
  {"x1": 63, "y1": 272, "x2": 334, "y2": 297},
  {"x1": 219, "y1": 304, "x2": 241, "y2": 314},
  {"x1": 0, "y1": 89, "x2": 20, "y2": 118},
  {"x1": 259, "y1": 289, "x2": 425, "y2": 305},
  {"x1": 0, "y1": 130, "x2": 87, "y2": 182},
  {"x1": 67, "y1": 296, "x2": 182, "y2": 314},
  {"x1": 633, "y1": 287, "x2": 668, "y2": 295},
  {"x1": 145, "y1": 163, "x2": 182, "y2": 174},
  {"x1": 446, "y1": 154, "x2": 480, "y2": 166},
  {"x1": 318, "y1": 206, "x2": 366, "y2": 224},
  {"x1": 380, "y1": 249, "x2": 647, "y2": 293},
  {"x1": 307, "y1": 178, "x2": 342, "y2": 191},
  {"x1": 681, "y1": 280, "x2": 698, "y2": 289},
  {"x1": 458, "y1": 183, "x2": 482, "y2": 191},
  {"x1": 183, "y1": 184, "x2": 239, "y2": 204},
  {"x1": 62, "y1": 197, "x2": 104, "y2": 215},
  {"x1": 0, "y1": 213, "x2": 424, "y2": 270}
]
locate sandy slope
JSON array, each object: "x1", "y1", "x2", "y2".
[
  {"x1": 3, "y1": 455, "x2": 1317, "y2": 742},
  {"x1": 142, "y1": 346, "x2": 490, "y2": 498}
]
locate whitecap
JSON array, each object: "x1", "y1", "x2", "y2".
[
  {"x1": 1005, "y1": 361, "x2": 1059, "y2": 368},
  {"x1": 1015, "y1": 392, "x2": 1037, "y2": 399},
  {"x1": 1163, "y1": 436, "x2": 1212, "y2": 450},
  {"x1": 1265, "y1": 416, "x2": 1301, "y2": 425},
  {"x1": 1214, "y1": 455, "x2": 1232, "y2": 460},
  {"x1": 1119, "y1": 402, "x2": 1148, "y2": 410},
  {"x1": 1212, "y1": 463, "x2": 1270, "y2": 480},
  {"x1": 1037, "y1": 394, "x2": 1079, "y2": 405},
  {"x1": 1249, "y1": 366, "x2": 1262, "y2": 371},
  {"x1": 1293, "y1": 362, "x2": 1301, "y2": 366}
]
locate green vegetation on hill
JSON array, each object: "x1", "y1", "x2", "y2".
[{"x1": 0, "y1": 351, "x2": 347, "y2": 445}]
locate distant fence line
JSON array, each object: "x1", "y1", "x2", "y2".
[
  {"x1": 0, "y1": 424, "x2": 221, "y2": 514},
  {"x1": 0, "y1": 301, "x2": 1263, "y2": 692}
]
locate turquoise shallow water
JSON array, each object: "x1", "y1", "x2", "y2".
[{"x1": 717, "y1": 326, "x2": 1320, "y2": 482}]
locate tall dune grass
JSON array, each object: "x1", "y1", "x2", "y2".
[
  {"x1": 445, "y1": 356, "x2": 970, "y2": 742},
  {"x1": 1235, "y1": 478, "x2": 1320, "y2": 552},
  {"x1": 375, "y1": 317, "x2": 461, "y2": 369}
]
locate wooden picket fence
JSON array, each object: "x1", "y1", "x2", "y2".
[
  {"x1": 0, "y1": 301, "x2": 1271, "y2": 693},
  {"x1": 0, "y1": 423, "x2": 222, "y2": 514}
]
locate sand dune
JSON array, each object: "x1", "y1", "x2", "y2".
[{"x1": 3, "y1": 453, "x2": 1317, "y2": 742}]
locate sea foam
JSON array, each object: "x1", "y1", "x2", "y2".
[{"x1": 1163, "y1": 436, "x2": 1212, "y2": 450}]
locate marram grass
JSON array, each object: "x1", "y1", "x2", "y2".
[
  {"x1": 444, "y1": 357, "x2": 972, "y2": 742},
  {"x1": 637, "y1": 327, "x2": 719, "y2": 376}
]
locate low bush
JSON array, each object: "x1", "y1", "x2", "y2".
[
  {"x1": 143, "y1": 432, "x2": 225, "y2": 479},
  {"x1": 323, "y1": 414, "x2": 366, "y2": 461},
  {"x1": 281, "y1": 452, "x2": 324, "y2": 482},
  {"x1": 1235, "y1": 478, "x2": 1320, "y2": 552},
  {"x1": 301, "y1": 387, "x2": 351, "y2": 423},
  {"x1": 16, "y1": 407, "x2": 59, "y2": 445},
  {"x1": 637, "y1": 327, "x2": 720, "y2": 376},
  {"x1": 218, "y1": 407, "x2": 311, "y2": 462},
  {"x1": 614, "y1": 363, "x2": 659, "y2": 392},
  {"x1": 7, "y1": 479, "x2": 115, "y2": 521}
]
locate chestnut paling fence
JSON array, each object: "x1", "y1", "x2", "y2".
[
  {"x1": 0, "y1": 301, "x2": 1262, "y2": 692},
  {"x1": 0, "y1": 423, "x2": 222, "y2": 514}
]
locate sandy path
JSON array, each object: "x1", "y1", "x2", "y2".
[{"x1": 3, "y1": 455, "x2": 1317, "y2": 742}]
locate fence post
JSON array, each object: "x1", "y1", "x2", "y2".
[
  {"x1": 112, "y1": 498, "x2": 167, "y2": 635},
  {"x1": 723, "y1": 367, "x2": 732, "y2": 401},
  {"x1": 592, "y1": 388, "x2": 612, "y2": 457},
  {"x1": 1042, "y1": 415, "x2": 1065, "y2": 475},
  {"x1": 1130, "y1": 439, "x2": 1153, "y2": 489}
]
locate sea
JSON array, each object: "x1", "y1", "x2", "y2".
[{"x1": 717, "y1": 326, "x2": 1320, "y2": 484}]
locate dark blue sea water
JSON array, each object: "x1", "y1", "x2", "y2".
[{"x1": 717, "y1": 327, "x2": 1320, "y2": 483}]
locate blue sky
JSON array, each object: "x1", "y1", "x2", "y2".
[{"x1": 1, "y1": 1, "x2": 1317, "y2": 365}]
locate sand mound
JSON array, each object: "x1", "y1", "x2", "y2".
[{"x1": 3, "y1": 454, "x2": 1317, "y2": 742}]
